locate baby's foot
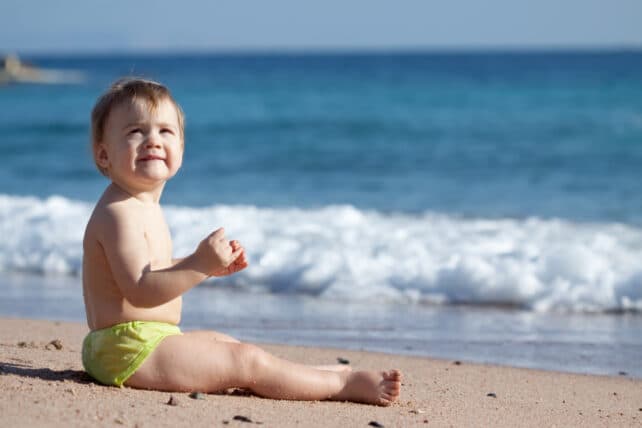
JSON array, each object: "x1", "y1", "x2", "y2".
[
  {"x1": 332, "y1": 369, "x2": 402, "y2": 406},
  {"x1": 313, "y1": 364, "x2": 353, "y2": 373}
]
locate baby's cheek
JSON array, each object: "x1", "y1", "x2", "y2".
[{"x1": 172, "y1": 153, "x2": 184, "y2": 170}]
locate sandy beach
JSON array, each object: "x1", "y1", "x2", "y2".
[{"x1": 0, "y1": 318, "x2": 640, "y2": 427}]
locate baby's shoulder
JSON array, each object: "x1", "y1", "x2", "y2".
[{"x1": 86, "y1": 195, "x2": 144, "y2": 239}]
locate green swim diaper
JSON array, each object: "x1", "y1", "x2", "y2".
[{"x1": 82, "y1": 321, "x2": 182, "y2": 387}]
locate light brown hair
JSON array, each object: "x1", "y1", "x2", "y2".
[{"x1": 90, "y1": 77, "x2": 185, "y2": 176}]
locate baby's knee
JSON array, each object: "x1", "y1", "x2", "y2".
[{"x1": 234, "y1": 343, "x2": 269, "y2": 381}]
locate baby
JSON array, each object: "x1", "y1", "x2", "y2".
[{"x1": 81, "y1": 77, "x2": 402, "y2": 405}]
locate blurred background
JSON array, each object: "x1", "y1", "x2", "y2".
[{"x1": 1, "y1": 0, "x2": 642, "y2": 377}]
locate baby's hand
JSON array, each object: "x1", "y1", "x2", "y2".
[
  {"x1": 195, "y1": 228, "x2": 247, "y2": 276},
  {"x1": 212, "y1": 240, "x2": 249, "y2": 277}
]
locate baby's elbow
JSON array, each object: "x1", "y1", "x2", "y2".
[
  {"x1": 117, "y1": 280, "x2": 150, "y2": 308},
  {"x1": 124, "y1": 287, "x2": 158, "y2": 309},
  {"x1": 121, "y1": 287, "x2": 144, "y2": 308},
  {"x1": 125, "y1": 277, "x2": 172, "y2": 308}
]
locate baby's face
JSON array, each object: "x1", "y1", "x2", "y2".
[{"x1": 97, "y1": 98, "x2": 183, "y2": 189}]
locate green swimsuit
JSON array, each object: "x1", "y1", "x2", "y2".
[{"x1": 82, "y1": 321, "x2": 182, "y2": 386}]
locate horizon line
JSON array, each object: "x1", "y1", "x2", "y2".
[{"x1": 4, "y1": 43, "x2": 642, "y2": 58}]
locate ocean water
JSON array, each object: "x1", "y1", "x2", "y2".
[{"x1": 1, "y1": 51, "x2": 641, "y2": 377}]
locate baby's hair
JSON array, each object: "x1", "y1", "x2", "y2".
[{"x1": 90, "y1": 77, "x2": 185, "y2": 176}]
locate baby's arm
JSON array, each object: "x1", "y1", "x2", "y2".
[{"x1": 97, "y1": 204, "x2": 246, "y2": 308}]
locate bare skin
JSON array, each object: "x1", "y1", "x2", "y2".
[{"x1": 83, "y1": 93, "x2": 402, "y2": 405}]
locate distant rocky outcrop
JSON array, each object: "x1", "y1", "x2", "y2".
[{"x1": 0, "y1": 54, "x2": 85, "y2": 85}]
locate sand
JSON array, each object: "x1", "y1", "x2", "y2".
[{"x1": 1, "y1": 317, "x2": 640, "y2": 427}]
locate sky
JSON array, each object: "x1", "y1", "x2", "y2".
[{"x1": 1, "y1": 0, "x2": 641, "y2": 54}]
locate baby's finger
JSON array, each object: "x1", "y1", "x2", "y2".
[
  {"x1": 230, "y1": 246, "x2": 244, "y2": 261},
  {"x1": 234, "y1": 251, "x2": 246, "y2": 265},
  {"x1": 211, "y1": 227, "x2": 225, "y2": 240},
  {"x1": 233, "y1": 256, "x2": 249, "y2": 269}
]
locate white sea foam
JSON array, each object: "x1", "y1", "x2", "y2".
[{"x1": 1, "y1": 194, "x2": 641, "y2": 312}]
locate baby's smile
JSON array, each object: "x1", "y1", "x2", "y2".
[{"x1": 138, "y1": 154, "x2": 166, "y2": 162}]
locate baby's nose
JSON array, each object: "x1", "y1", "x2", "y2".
[{"x1": 145, "y1": 134, "x2": 162, "y2": 148}]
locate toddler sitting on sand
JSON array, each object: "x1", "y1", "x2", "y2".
[{"x1": 81, "y1": 77, "x2": 402, "y2": 405}]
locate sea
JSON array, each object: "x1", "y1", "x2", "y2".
[{"x1": 1, "y1": 50, "x2": 641, "y2": 378}]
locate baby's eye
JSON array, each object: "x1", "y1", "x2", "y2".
[
  {"x1": 128, "y1": 128, "x2": 143, "y2": 135},
  {"x1": 160, "y1": 128, "x2": 174, "y2": 135}
]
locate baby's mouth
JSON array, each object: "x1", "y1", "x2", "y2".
[{"x1": 138, "y1": 155, "x2": 165, "y2": 162}]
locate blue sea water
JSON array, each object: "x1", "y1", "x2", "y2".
[
  {"x1": 3, "y1": 51, "x2": 642, "y2": 220},
  {"x1": 1, "y1": 51, "x2": 641, "y2": 377}
]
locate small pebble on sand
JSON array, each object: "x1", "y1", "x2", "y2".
[
  {"x1": 166, "y1": 396, "x2": 179, "y2": 406},
  {"x1": 337, "y1": 357, "x2": 350, "y2": 365},
  {"x1": 233, "y1": 415, "x2": 253, "y2": 423},
  {"x1": 45, "y1": 339, "x2": 63, "y2": 350},
  {"x1": 368, "y1": 421, "x2": 384, "y2": 428},
  {"x1": 189, "y1": 392, "x2": 205, "y2": 400},
  {"x1": 487, "y1": 393, "x2": 497, "y2": 398}
]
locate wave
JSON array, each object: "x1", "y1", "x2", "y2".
[{"x1": 1, "y1": 194, "x2": 641, "y2": 313}]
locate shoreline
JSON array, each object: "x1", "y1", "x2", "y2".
[
  {"x1": 1, "y1": 317, "x2": 641, "y2": 427},
  {"x1": 4, "y1": 275, "x2": 642, "y2": 380},
  {"x1": 3, "y1": 273, "x2": 642, "y2": 380}
]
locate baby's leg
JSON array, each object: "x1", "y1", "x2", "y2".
[
  {"x1": 186, "y1": 330, "x2": 348, "y2": 372},
  {"x1": 125, "y1": 332, "x2": 401, "y2": 405},
  {"x1": 312, "y1": 364, "x2": 352, "y2": 373}
]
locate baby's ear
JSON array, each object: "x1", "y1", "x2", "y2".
[{"x1": 95, "y1": 143, "x2": 110, "y2": 169}]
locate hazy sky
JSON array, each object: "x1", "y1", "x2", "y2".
[{"x1": 2, "y1": 0, "x2": 641, "y2": 54}]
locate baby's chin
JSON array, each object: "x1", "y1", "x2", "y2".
[{"x1": 135, "y1": 165, "x2": 176, "y2": 181}]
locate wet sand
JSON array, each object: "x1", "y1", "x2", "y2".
[{"x1": 1, "y1": 317, "x2": 640, "y2": 427}]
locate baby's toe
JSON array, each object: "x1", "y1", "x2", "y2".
[
  {"x1": 383, "y1": 369, "x2": 402, "y2": 381},
  {"x1": 383, "y1": 380, "x2": 400, "y2": 393}
]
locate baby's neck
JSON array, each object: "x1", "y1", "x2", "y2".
[{"x1": 108, "y1": 181, "x2": 164, "y2": 205}]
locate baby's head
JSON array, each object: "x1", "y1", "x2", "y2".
[{"x1": 90, "y1": 78, "x2": 185, "y2": 176}]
